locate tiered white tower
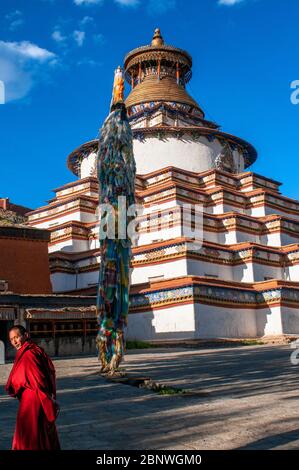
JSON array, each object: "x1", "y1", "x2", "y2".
[{"x1": 28, "y1": 29, "x2": 299, "y2": 340}]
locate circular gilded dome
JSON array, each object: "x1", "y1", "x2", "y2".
[
  {"x1": 124, "y1": 28, "x2": 192, "y2": 82},
  {"x1": 125, "y1": 74, "x2": 203, "y2": 113}
]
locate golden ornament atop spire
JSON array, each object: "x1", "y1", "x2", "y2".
[
  {"x1": 151, "y1": 28, "x2": 164, "y2": 47},
  {"x1": 111, "y1": 65, "x2": 125, "y2": 108}
]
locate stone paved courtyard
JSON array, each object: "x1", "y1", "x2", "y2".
[{"x1": 1, "y1": 344, "x2": 299, "y2": 450}]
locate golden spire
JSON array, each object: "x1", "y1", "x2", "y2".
[
  {"x1": 111, "y1": 65, "x2": 124, "y2": 108},
  {"x1": 151, "y1": 28, "x2": 164, "y2": 47}
]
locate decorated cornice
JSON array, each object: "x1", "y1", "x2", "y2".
[
  {"x1": 28, "y1": 194, "x2": 98, "y2": 218},
  {"x1": 49, "y1": 224, "x2": 92, "y2": 245},
  {"x1": 0, "y1": 293, "x2": 95, "y2": 309},
  {"x1": 135, "y1": 206, "x2": 299, "y2": 238},
  {"x1": 38, "y1": 199, "x2": 299, "y2": 251},
  {"x1": 48, "y1": 178, "x2": 99, "y2": 204},
  {"x1": 132, "y1": 240, "x2": 288, "y2": 268},
  {"x1": 53, "y1": 177, "x2": 98, "y2": 194},
  {"x1": 49, "y1": 237, "x2": 299, "y2": 276},
  {"x1": 237, "y1": 171, "x2": 281, "y2": 187},
  {"x1": 67, "y1": 140, "x2": 98, "y2": 177},
  {"x1": 238, "y1": 174, "x2": 281, "y2": 193},
  {"x1": 4, "y1": 282, "x2": 299, "y2": 319},
  {"x1": 124, "y1": 45, "x2": 192, "y2": 76},
  {"x1": 135, "y1": 167, "x2": 282, "y2": 197},
  {"x1": 28, "y1": 198, "x2": 98, "y2": 225},
  {"x1": 137, "y1": 180, "x2": 206, "y2": 199},
  {"x1": 129, "y1": 277, "x2": 299, "y2": 312},
  {"x1": 28, "y1": 273, "x2": 298, "y2": 311},
  {"x1": 134, "y1": 176, "x2": 299, "y2": 217},
  {"x1": 128, "y1": 102, "x2": 218, "y2": 128},
  {"x1": 25, "y1": 306, "x2": 97, "y2": 320},
  {"x1": 247, "y1": 192, "x2": 299, "y2": 216}
]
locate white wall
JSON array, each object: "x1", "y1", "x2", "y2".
[
  {"x1": 249, "y1": 205, "x2": 299, "y2": 221},
  {"x1": 260, "y1": 232, "x2": 281, "y2": 247},
  {"x1": 280, "y1": 232, "x2": 299, "y2": 246},
  {"x1": 256, "y1": 306, "x2": 282, "y2": 336},
  {"x1": 194, "y1": 303, "x2": 257, "y2": 338},
  {"x1": 222, "y1": 230, "x2": 237, "y2": 244},
  {"x1": 260, "y1": 230, "x2": 299, "y2": 249},
  {"x1": 141, "y1": 200, "x2": 186, "y2": 214},
  {"x1": 187, "y1": 259, "x2": 234, "y2": 281},
  {"x1": 136, "y1": 225, "x2": 184, "y2": 245},
  {"x1": 80, "y1": 152, "x2": 97, "y2": 179},
  {"x1": 131, "y1": 259, "x2": 187, "y2": 284},
  {"x1": 51, "y1": 270, "x2": 98, "y2": 292},
  {"x1": 128, "y1": 302, "x2": 258, "y2": 341},
  {"x1": 76, "y1": 271, "x2": 98, "y2": 289},
  {"x1": 222, "y1": 203, "x2": 245, "y2": 215},
  {"x1": 49, "y1": 238, "x2": 90, "y2": 253},
  {"x1": 252, "y1": 263, "x2": 282, "y2": 282},
  {"x1": 286, "y1": 264, "x2": 299, "y2": 282},
  {"x1": 233, "y1": 263, "x2": 254, "y2": 282},
  {"x1": 32, "y1": 210, "x2": 97, "y2": 229},
  {"x1": 220, "y1": 230, "x2": 260, "y2": 245},
  {"x1": 263, "y1": 206, "x2": 299, "y2": 221},
  {"x1": 127, "y1": 304, "x2": 196, "y2": 341},
  {"x1": 281, "y1": 306, "x2": 299, "y2": 334},
  {"x1": 248, "y1": 207, "x2": 266, "y2": 217},
  {"x1": 51, "y1": 273, "x2": 76, "y2": 292},
  {"x1": 128, "y1": 302, "x2": 299, "y2": 340},
  {"x1": 133, "y1": 135, "x2": 245, "y2": 175},
  {"x1": 235, "y1": 231, "x2": 260, "y2": 244},
  {"x1": 202, "y1": 230, "x2": 219, "y2": 244},
  {"x1": 210, "y1": 203, "x2": 224, "y2": 215}
]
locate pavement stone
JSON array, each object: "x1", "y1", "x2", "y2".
[{"x1": 1, "y1": 344, "x2": 299, "y2": 450}]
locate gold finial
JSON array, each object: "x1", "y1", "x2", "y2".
[
  {"x1": 151, "y1": 28, "x2": 164, "y2": 47},
  {"x1": 111, "y1": 65, "x2": 124, "y2": 109}
]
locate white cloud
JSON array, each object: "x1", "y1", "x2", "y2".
[
  {"x1": 52, "y1": 29, "x2": 67, "y2": 43},
  {"x1": 79, "y1": 15, "x2": 94, "y2": 26},
  {"x1": 5, "y1": 10, "x2": 24, "y2": 31},
  {"x1": 52, "y1": 18, "x2": 95, "y2": 48},
  {"x1": 77, "y1": 58, "x2": 102, "y2": 66},
  {"x1": 0, "y1": 40, "x2": 56, "y2": 102},
  {"x1": 73, "y1": 30, "x2": 86, "y2": 46},
  {"x1": 73, "y1": 0, "x2": 175, "y2": 14},
  {"x1": 5, "y1": 9, "x2": 22, "y2": 20},
  {"x1": 114, "y1": 0, "x2": 140, "y2": 6},
  {"x1": 2, "y1": 41, "x2": 56, "y2": 62},
  {"x1": 218, "y1": 0, "x2": 245, "y2": 5},
  {"x1": 74, "y1": 0, "x2": 103, "y2": 5},
  {"x1": 9, "y1": 19, "x2": 24, "y2": 31},
  {"x1": 0, "y1": 58, "x2": 32, "y2": 102}
]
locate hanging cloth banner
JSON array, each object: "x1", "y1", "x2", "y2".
[{"x1": 96, "y1": 66, "x2": 136, "y2": 374}]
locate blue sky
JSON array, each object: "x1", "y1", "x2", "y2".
[{"x1": 0, "y1": 0, "x2": 298, "y2": 209}]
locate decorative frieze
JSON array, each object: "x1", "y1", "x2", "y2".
[
  {"x1": 25, "y1": 307, "x2": 97, "y2": 320},
  {"x1": 28, "y1": 198, "x2": 98, "y2": 225},
  {"x1": 130, "y1": 280, "x2": 299, "y2": 311},
  {"x1": 49, "y1": 238, "x2": 299, "y2": 277}
]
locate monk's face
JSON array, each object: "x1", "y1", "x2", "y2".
[{"x1": 9, "y1": 329, "x2": 28, "y2": 351}]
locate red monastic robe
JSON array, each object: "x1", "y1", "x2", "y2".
[{"x1": 5, "y1": 340, "x2": 60, "y2": 450}]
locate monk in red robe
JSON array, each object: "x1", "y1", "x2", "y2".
[{"x1": 6, "y1": 325, "x2": 60, "y2": 450}]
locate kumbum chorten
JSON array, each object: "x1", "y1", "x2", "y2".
[{"x1": 27, "y1": 29, "x2": 299, "y2": 344}]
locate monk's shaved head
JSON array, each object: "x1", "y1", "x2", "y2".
[
  {"x1": 9, "y1": 325, "x2": 28, "y2": 336},
  {"x1": 9, "y1": 325, "x2": 29, "y2": 350}
]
